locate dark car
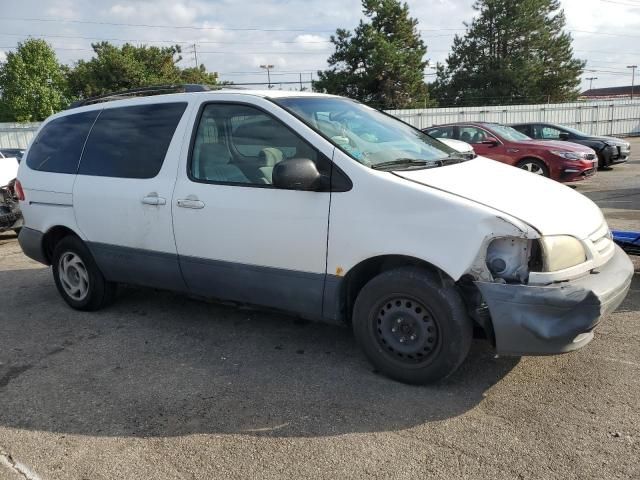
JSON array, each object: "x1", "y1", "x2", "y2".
[
  {"x1": 510, "y1": 123, "x2": 630, "y2": 168},
  {"x1": 423, "y1": 122, "x2": 598, "y2": 183},
  {"x1": 0, "y1": 148, "x2": 25, "y2": 163}
]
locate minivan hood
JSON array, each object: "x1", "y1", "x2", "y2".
[{"x1": 394, "y1": 157, "x2": 604, "y2": 239}]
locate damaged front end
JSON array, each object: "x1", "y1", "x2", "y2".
[
  {"x1": 459, "y1": 219, "x2": 634, "y2": 356},
  {"x1": 0, "y1": 179, "x2": 23, "y2": 233}
]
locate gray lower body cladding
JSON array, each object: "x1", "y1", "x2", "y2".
[
  {"x1": 18, "y1": 227, "x2": 48, "y2": 264},
  {"x1": 477, "y1": 245, "x2": 634, "y2": 356}
]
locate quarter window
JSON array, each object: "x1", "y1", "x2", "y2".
[
  {"x1": 79, "y1": 103, "x2": 187, "y2": 179},
  {"x1": 190, "y1": 103, "x2": 328, "y2": 187},
  {"x1": 26, "y1": 111, "x2": 99, "y2": 174},
  {"x1": 426, "y1": 127, "x2": 454, "y2": 139}
]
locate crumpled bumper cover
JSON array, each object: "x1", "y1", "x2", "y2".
[{"x1": 477, "y1": 245, "x2": 634, "y2": 356}]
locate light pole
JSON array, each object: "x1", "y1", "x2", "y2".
[
  {"x1": 627, "y1": 65, "x2": 637, "y2": 100},
  {"x1": 260, "y1": 64, "x2": 274, "y2": 89},
  {"x1": 586, "y1": 76, "x2": 598, "y2": 91}
]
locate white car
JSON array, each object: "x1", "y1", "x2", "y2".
[{"x1": 16, "y1": 88, "x2": 633, "y2": 384}]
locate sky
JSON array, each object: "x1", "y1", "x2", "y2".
[{"x1": 0, "y1": 0, "x2": 638, "y2": 92}]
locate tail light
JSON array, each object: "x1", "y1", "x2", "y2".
[{"x1": 14, "y1": 179, "x2": 25, "y2": 201}]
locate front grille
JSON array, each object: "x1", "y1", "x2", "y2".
[{"x1": 589, "y1": 223, "x2": 615, "y2": 258}]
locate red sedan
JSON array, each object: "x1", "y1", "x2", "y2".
[{"x1": 423, "y1": 122, "x2": 598, "y2": 183}]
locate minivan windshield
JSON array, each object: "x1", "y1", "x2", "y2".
[{"x1": 275, "y1": 97, "x2": 463, "y2": 170}]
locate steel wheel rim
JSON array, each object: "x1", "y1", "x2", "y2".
[
  {"x1": 374, "y1": 296, "x2": 441, "y2": 365},
  {"x1": 520, "y1": 162, "x2": 545, "y2": 175},
  {"x1": 58, "y1": 251, "x2": 89, "y2": 301}
]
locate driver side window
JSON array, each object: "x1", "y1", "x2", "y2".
[{"x1": 190, "y1": 103, "x2": 328, "y2": 187}]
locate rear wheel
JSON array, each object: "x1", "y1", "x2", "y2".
[
  {"x1": 516, "y1": 158, "x2": 549, "y2": 177},
  {"x1": 52, "y1": 235, "x2": 116, "y2": 311},
  {"x1": 352, "y1": 267, "x2": 473, "y2": 384}
]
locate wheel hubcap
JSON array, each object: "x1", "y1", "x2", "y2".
[
  {"x1": 375, "y1": 297, "x2": 440, "y2": 364},
  {"x1": 520, "y1": 162, "x2": 544, "y2": 175},
  {"x1": 58, "y1": 252, "x2": 89, "y2": 301}
]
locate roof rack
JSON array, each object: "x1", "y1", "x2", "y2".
[{"x1": 68, "y1": 83, "x2": 238, "y2": 109}]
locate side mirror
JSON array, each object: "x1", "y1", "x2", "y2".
[
  {"x1": 559, "y1": 132, "x2": 570, "y2": 140},
  {"x1": 481, "y1": 137, "x2": 499, "y2": 146},
  {"x1": 272, "y1": 158, "x2": 323, "y2": 191}
]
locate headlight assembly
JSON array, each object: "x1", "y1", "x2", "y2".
[
  {"x1": 540, "y1": 235, "x2": 586, "y2": 271},
  {"x1": 550, "y1": 150, "x2": 585, "y2": 160}
]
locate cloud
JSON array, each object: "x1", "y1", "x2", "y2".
[
  {"x1": 292, "y1": 34, "x2": 331, "y2": 51},
  {"x1": 0, "y1": 50, "x2": 6, "y2": 63}
]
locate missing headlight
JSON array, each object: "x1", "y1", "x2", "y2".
[{"x1": 486, "y1": 237, "x2": 534, "y2": 283}]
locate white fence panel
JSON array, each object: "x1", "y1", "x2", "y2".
[
  {"x1": 387, "y1": 99, "x2": 640, "y2": 137},
  {"x1": 0, "y1": 123, "x2": 39, "y2": 149}
]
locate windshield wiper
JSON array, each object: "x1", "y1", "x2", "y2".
[{"x1": 371, "y1": 158, "x2": 440, "y2": 171}]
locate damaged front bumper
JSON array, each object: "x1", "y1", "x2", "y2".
[{"x1": 476, "y1": 245, "x2": 634, "y2": 356}]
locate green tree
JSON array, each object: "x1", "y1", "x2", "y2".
[
  {"x1": 431, "y1": 0, "x2": 585, "y2": 106},
  {"x1": 0, "y1": 39, "x2": 69, "y2": 121},
  {"x1": 314, "y1": 0, "x2": 431, "y2": 109},
  {"x1": 67, "y1": 42, "x2": 218, "y2": 98}
]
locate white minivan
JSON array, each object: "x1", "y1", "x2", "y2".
[{"x1": 16, "y1": 87, "x2": 633, "y2": 384}]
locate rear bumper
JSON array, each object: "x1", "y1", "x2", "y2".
[
  {"x1": 18, "y1": 227, "x2": 48, "y2": 265},
  {"x1": 476, "y1": 245, "x2": 634, "y2": 356}
]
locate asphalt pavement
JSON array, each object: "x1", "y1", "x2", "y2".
[{"x1": 0, "y1": 139, "x2": 639, "y2": 480}]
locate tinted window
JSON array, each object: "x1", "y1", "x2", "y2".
[
  {"x1": 79, "y1": 103, "x2": 187, "y2": 178},
  {"x1": 191, "y1": 103, "x2": 327, "y2": 187},
  {"x1": 27, "y1": 111, "x2": 99, "y2": 173}
]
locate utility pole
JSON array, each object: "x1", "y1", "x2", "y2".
[
  {"x1": 193, "y1": 43, "x2": 198, "y2": 67},
  {"x1": 260, "y1": 64, "x2": 274, "y2": 89},
  {"x1": 627, "y1": 65, "x2": 637, "y2": 100},
  {"x1": 299, "y1": 72, "x2": 303, "y2": 91},
  {"x1": 586, "y1": 76, "x2": 598, "y2": 91}
]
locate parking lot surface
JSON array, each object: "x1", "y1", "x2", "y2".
[{"x1": 0, "y1": 139, "x2": 639, "y2": 480}]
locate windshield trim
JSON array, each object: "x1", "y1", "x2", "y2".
[{"x1": 270, "y1": 96, "x2": 458, "y2": 170}]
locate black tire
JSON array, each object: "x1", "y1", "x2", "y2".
[
  {"x1": 352, "y1": 267, "x2": 473, "y2": 385},
  {"x1": 52, "y1": 235, "x2": 116, "y2": 311},
  {"x1": 516, "y1": 158, "x2": 549, "y2": 177}
]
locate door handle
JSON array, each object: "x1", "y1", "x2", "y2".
[
  {"x1": 142, "y1": 193, "x2": 166, "y2": 206},
  {"x1": 177, "y1": 196, "x2": 205, "y2": 209}
]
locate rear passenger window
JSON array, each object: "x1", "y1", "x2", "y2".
[
  {"x1": 79, "y1": 103, "x2": 187, "y2": 179},
  {"x1": 27, "y1": 111, "x2": 99, "y2": 174}
]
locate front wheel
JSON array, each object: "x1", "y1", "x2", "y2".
[
  {"x1": 352, "y1": 267, "x2": 473, "y2": 384},
  {"x1": 52, "y1": 235, "x2": 116, "y2": 311},
  {"x1": 516, "y1": 158, "x2": 549, "y2": 177}
]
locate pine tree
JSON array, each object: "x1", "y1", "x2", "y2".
[
  {"x1": 431, "y1": 0, "x2": 585, "y2": 106},
  {"x1": 314, "y1": 0, "x2": 431, "y2": 109}
]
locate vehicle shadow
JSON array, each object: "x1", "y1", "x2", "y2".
[{"x1": 0, "y1": 268, "x2": 519, "y2": 439}]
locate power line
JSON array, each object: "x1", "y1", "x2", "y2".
[
  {"x1": 0, "y1": 32, "x2": 333, "y2": 45},
  {"x1": 0, "y1": 17, "x2": 337, "y2": 33}
]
